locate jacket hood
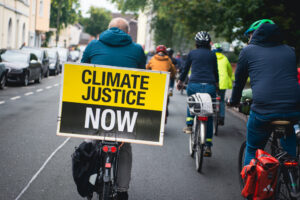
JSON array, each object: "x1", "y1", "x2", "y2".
[
  {"x1": 154, "y1": 54, "x2": 169, "y2": 61},
  {"x1": 215, "y1": 52, "x2": 225, "y2": 59},
  {"x1": 250, "y1": 23, "x2": 283, "y2": 47},
  {"x1": 99, "y1": 27, "x2": 132, "y2": 46}
]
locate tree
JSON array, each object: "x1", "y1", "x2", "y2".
[
  {"x1": 50, "y1": 0, "x2": 80, "y2": 46},
  {"x1": 79, "y1": 7, "x2": 112, "y2": 37}
]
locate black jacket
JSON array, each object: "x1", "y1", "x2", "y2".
[{"x1": 231, "y1": 23, "x2": 300, "y2": 114}]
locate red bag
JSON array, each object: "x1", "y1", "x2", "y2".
[{"x1": 241, "y1": 149, "x2": 279, "y2": 200}]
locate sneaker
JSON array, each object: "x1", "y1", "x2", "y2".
[
  {"x1": 117, "y1": 191, "x2": 128, "y2": 200},
  {"x1": 204, "y1": 146, "x2": 212, "y2": 157},
  {"x1": 183, "y1": 125, "x2": 192, "y2": 134}
]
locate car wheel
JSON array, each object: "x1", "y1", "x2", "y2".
[
  {"x1": 35, "y1": 71, "x2": 42, "y2": 83},
  {"x1": 0, "y1": 74, "x2": 6, "y2": 89},
  {"x1": 23, "y1": 73, "x2": 29, "y2": 86}
]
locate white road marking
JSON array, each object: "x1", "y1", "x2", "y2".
[
  {"x1": 24, "y1": 92, "x2": 34, "y2": 96},
  {"x1": 15, "y1": 137, "x2": 70, "y2": 200},
  {"x1": 36, "y1": 89, "x2": 43, "y2": 92},
  {"x1": 54, "y1": 83, "x2": 59, "y2": 87},
  {"x1": 11, "y1": 96, "x2": 21, "y2": 100},
  {"x1": 46, "y1": 86, "x2": 52, "y2": 89},
  {"x1": 48, "y1": 77, "x2": 54, "y2": 79},
  {"x1": 0, "y1": 101, "x2": 5, "y2": 104}
]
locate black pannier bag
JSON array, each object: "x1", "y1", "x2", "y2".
[{"x1": 72, "y1": 141, "x2": 100, "y2": 197}]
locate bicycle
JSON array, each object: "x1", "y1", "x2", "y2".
[
  {"x1": 187, "y1": 93, "x2": 219, "y2": 173},
  {"x1": 87, "y1": 141, "x2": 121, "y2": 200},
  {"x1": 236, "y1": 100, "x2": 300, "y2": 200},
  {"x1": 213, "y1": 96, "x2": 221, "y2": 136}
]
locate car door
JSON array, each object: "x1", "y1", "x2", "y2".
[{"x1": 29, "y1": 54, "x2": 40, "y2": 80}]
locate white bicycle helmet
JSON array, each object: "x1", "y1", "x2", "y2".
[{"x1": 195, "y1": 31, "x2": 211, "y2": 45}]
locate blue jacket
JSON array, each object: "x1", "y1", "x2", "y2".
[
  {"x1": 179, "y1": 48, "x2": 218, "y2": 84},
  {"x1": 81, "y1": 28, "x2": 146, "y2": 69},
  {"x1": 231, "y1": 23, "x2": 300, "y2": 114}
]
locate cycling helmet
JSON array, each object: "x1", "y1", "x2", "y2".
[
  {"x1": 213, "y1": 43, "x2": 222, "y2": 49},
  {"x1": 195, "y1": 31, "x2": 211, "y2": 45},
  {"x1": 166, "y1": 48, "x2": 174, "y2": 56},
  {"x1": 244, "y1": 19, "x2": 275, "y2": 36},
  {"x1": 156, "y1": 45, "x2": 167, "y2": 54}
]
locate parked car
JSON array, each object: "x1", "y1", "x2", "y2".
[
  {"x1": 44, "y1": 48, "x2": 60, "y2": 75},
  {"x1": 52, "y1": 47, "x2": 70, "y2": 72},
  {"x1": 0, "y1": 63, "x2": 8, "y2": 89},
  {"x1": 21, "y1": 47, "x2": 50, "y2": 77},
  {"x1": 69, "y1": 50, "x2": 80, "y2": 62},
  {"x1": 0, "y1": 50, "x2": 43, "y2": 86}
]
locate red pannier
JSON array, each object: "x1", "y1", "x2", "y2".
[{"x1": 241, "y1": 149, "x2": 279, "y2": 200}]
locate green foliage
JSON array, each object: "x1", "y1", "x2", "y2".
[
  {"x1": 110, "y1": 0, "x2": 300, "y2": 62},
  {"x1": 79, "y1": 7, "x2": 112, "y2": 37},
  {"x1": 50, "y1": 0, "x2": 80, "y2": 31}
]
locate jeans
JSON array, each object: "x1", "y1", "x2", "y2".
[
  {"x1": 244, "y1": 111, "x2": 300, "y2": 165},
  {"x1": 186, "y1": 83, "x2": 216, "y2": 146},
  {"x1": 218, "y1": 89, "x2": 226, "y2": 118},
  {"x1": 169, "y1": 78, "x2": 175, "y2": 89},
  {"x1": 86, "y1": 140, "x2": 132, "y2": 191}
]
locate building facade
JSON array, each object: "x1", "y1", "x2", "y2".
[
  {"x1": 137, "y1": 9, "x2": 155, "y2": 52},
  {"x1": 0, "y1": 0, "x2": 50, "y2": 49}
]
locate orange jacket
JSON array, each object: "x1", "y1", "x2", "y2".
[{"x1": 146, "y1": 54, "x2": 176, "y2": 78}]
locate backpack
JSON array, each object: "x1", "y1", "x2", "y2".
[
  {"x1": 72, "y1": 141, "x2": 101, "y2": 197},
  {"x1": 241, "y1": 149, "x2": 279, "y2": 200}
]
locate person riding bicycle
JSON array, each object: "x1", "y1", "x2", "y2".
[
  {"x1": 166, "y1": 47, "x2": 178, "y2": 96},
  {"x1": 227, "y1": 19, "x2": 300, "y2": 165},
  {"x1": 146, "y1": 45, "x2": 176, "y2": 123},
  {"x1": 212, "y1": 43, "x2": 234, "y2": 125},
  {"x1": 81, "y1": 17, "x2": 146, "y2": 200},
  {"x1": 177, "y1": 31, "x2": 219, "y2": 157}
]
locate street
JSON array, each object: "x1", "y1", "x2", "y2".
[{"x1": 0, "y1": 75, "x2": 247, "y2": 200}]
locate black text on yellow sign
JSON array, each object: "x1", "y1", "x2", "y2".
[{"x1": 58, "y1": 63, "x2": 169, "y2": 145}]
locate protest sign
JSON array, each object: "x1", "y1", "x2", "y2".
[{"x1": 57, "y1": 63, "x2": 169, "y2": 146}]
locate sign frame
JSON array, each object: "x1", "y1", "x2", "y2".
[{"x1": 56, "y1": 62, "x2": 170, "y2": 146}]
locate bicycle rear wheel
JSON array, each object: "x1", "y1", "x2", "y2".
[
  {"x1": 101, "y1": 182, "x2": 112, "y2": 200},
  {"x1": 189, "y1": 118, "x2": 198, "y2": 157},
  {"x1": 195, "y1": 121, "x2": 205, "y2": 173},
  {"x1": 275, "y1": 170, "x2": 296, "y2": 200},
  {"x1": 238, "y1": 141, "x2": 246, "y2": 190},
  {"x1": 213, "y1": 115, "x2": 219, "y2": 136}
]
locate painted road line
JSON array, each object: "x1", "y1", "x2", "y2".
[
  {"x1": 14, "y1": 137, "x2": 70, "y2": 200},
  {"x1": 24, "y1": 92, "x2": 34, "y2": 96},
  {"x1": 48, "y1": 77, "x2": 54, "y2": 79},
  {"x1": 54, "y1": 83, "x2": 59, "y2": 87},
  {"x1": 11, "y1": 96, "x2": 21, "y2": 100},
  {"x1": 0, "y1": 101, "x2": 5, "y2": 105},
  {"x1": 36, "y1": 89, "x2": 43, "y2": 92},
  {"x1": 46, "y1": 86, "x2": 52, "y2": 89}
]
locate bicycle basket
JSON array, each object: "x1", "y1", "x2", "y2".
[{"x1": 187, "y1": 93, "x2": 214, "y2": 116}]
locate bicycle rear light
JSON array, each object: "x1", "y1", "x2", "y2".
[
  {"x1": 216, "y1": 97, "x2": 221, "y2": 101},
  {"x1": 111, "y1": 146, "x2": 117, "y2": 153},
  {"x1": 284, "y1": 161, "x2": 298, "y2": 167},
  {"x1": 102, "y1": 146, "x2": 109, "y2": 152},
  {"x1": 105, "y1": 163, "x2": 112, "y2": 168},
  {"x1": 197, "y1": 116, "x2": 208, "y2": 121}
]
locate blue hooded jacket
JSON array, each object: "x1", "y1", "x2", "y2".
[
  {"x1": 81, "y1": 28, "x2": 146, "y2": 69},
  {"x1": 231, "y1": 23, "x2": 300, "y2": 114}
]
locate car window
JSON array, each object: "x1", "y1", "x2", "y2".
[
  {"x1": 1, "y1": 51, "x2": 28, "y2": 63},
  {"x1": 30, "y1": 54, "x2": 38, "y2": 61}
]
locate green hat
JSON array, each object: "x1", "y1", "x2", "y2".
[
  {"x1": 214, "y1": 43, "x2": 222, "y2": 49},
  {"x1": 244, "y1": 19, "x2": 275, "y2": 36}
]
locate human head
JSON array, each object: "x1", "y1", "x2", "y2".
[
  {"x1": 166, "y1": 48, "x2": 174, "y2": 57},
  {"x1": 195, "y1": 31, "x2": 211, "y2": 49},
  {"x1": 156, "y1": 45, "x2": 167, "y2": 54},
  {"x1": 213, "y1": 43, "x2": 223, "y2": 52},
  {"x1": 108, "y1": 17, "x2": 130, "y2": 33},
  {"x1": 244, "y1": 19, "x2": 275, "y2": 37}
]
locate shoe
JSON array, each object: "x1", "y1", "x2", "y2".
[
  {"x1": 204, "y1": 146, "x2": 212, "y2": 157},
  {"x1": 183, "y1": 125, "x2": 192, "y2": 134},
  {"x1": 218, "y1": 117, "x2": 224, "y2": 126},
  {"x1": 117, "y1": 191, "x2": 128, "y2": 200}
]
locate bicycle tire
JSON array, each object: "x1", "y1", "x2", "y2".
[
  {"x1": 195, "y1": 121, "x2": 205, "y2": 173},
  {"x1": 189, "y1": 118, "x2": 198, "y2": 157},
  {"x1": 213, "y1": 115, "x2": 219, "y2": 136},
  {"x1": 275, "y1": 169, "x2": 297, "y2": 200},
  {"x1": 101, "y1": 182, "x2": 112, "y2": 200},
  {"x1": 238, "y1": 141, "x2": 246, "y2": 190}
]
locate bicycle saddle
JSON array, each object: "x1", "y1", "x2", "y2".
[{"x1": 271, "y1": 120, "x2": 291, "y2": 125}]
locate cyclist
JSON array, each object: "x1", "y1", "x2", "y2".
[
  {"x1": 81, "y1": 17, "x2": 146, "y2": 200},
  {"x1": 227, "y1": 19, "x2": 300, "y2": 165},
  {"x1": 146, "y1": 45, "x2": 176, "y2": 123},
  {"x1": 212, "y1": 43, "x2": 234, "y2": 125},
  {"x1": 177, "y1": 31, "x2": 219, "y2": 157},
  {"x1": 166, "y1": 48, "x2": 178, "y2": 96}
]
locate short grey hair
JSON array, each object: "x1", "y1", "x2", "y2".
[{"x1": 108, "y1": 17, "x2": 130, "y2": 33}]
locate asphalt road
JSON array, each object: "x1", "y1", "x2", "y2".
[{"x1": 0, "y1": 75, "x2": 247, "y2": 200}]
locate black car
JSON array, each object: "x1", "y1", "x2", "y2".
[
  {"x1": 52, "y1": 47, "x2": 70, "y2": 71},
  {"x1": 21, "y1": 47, "x2": 50, "y2": 78},
  {"x1": 45, "y1": 48, "x2": 60, "y2": 75},
  {"x1": 0, "y1": 63, "x2": 8, "y2": 89},
  {"x1": 1, "y1": 50, "x2": 43, "y2": 86}
]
